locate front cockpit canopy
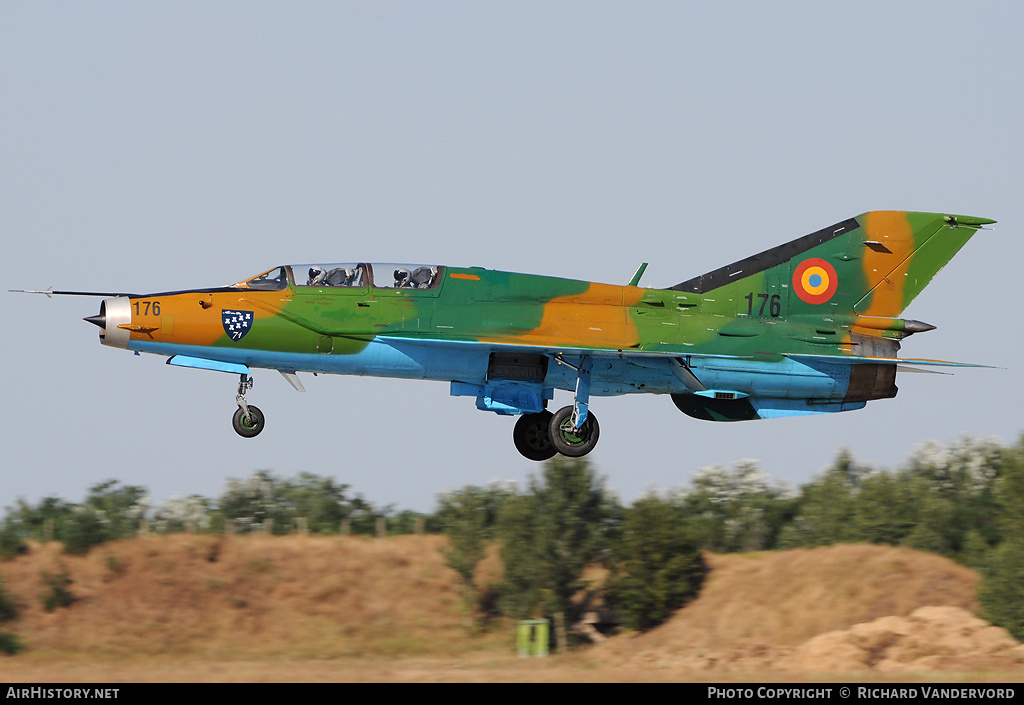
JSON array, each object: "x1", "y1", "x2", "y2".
[
  {"x1": 240, "y1": 266, "x2": 289, "y2": 290},
  {"x1": 237, "y1": 263, "x2": 442, "y2": 291}
]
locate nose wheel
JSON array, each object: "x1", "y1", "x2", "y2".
[
  {"x1": 232, "y1": 373, "x2": 265, "y2": 438},
  {"x1": 232, "y1": 405, "x2": 265, "y2": 438}
]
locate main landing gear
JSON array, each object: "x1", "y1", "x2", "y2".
[
  {"x1": 548, "y1": 405, "x2": 600, "y2": 457},
  {"x1": 513, "y1": 354, "x2": 601, "y2": 461},
  {"x1": 513, "y1": 407, "x2": 601, "y2": 461},
  {"x1": 513, "y1": 410, "x2": 556, "y2": 461},
  {"x1": 232, "y1": 373, "x2": 265, "y2": 438}
]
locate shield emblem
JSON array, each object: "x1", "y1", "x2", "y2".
[{"x1": 222, "y1": 310, "x2": 254, "y2": 341}]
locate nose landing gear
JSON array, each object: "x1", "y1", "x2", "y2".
[{"x1": 232, "y1": 373, "x2": 265, "y2": 438}]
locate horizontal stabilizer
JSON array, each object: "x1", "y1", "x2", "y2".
[
  {"x1": 786, "y1": 353, "x2": 996, "y2": 369},
  {"x1": 897, "y1": 365, "x2": 952, "y2": 376}
]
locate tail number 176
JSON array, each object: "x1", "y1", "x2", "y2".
[{"x1": 744, "y1": 293, "x2": 781, "y2": 318}]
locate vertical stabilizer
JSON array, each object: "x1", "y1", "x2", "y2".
[{"x1": 670, "y1": 211, "x2": 992, "y2": 319}]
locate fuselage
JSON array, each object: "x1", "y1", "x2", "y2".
[
  {"x1": 95, "y1": 261, "x2": 894, "y2": 410},
  {"x1": 52, "y1": 209, "x2": 990, "y2": 453}
]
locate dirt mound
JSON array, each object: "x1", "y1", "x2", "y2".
[
  {"x1": 0, "y1": 533, "x2": 504, "y2": 658},
  {"x1": 2, "y1": 535, "x2": 1017, "y2": 679},
  {"x1": 777, "y1": 606, "x2": 1024, "y2": 673},
  {"x1": 591, "y1": 544, "x2": 993, "y2": 674}
]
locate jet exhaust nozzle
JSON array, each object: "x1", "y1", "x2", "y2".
[{"x1": 902, "y1": 319, "x2": 937, "y2": 334}]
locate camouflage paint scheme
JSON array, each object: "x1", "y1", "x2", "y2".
[{"x1": 79, "y1": 211, "x2": 991, "y2": 448}]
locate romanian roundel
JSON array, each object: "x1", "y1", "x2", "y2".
[{"x1": 792, "y1": 258, "x2": 838, "y2": 305}]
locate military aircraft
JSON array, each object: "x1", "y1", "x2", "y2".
[{"x1": 14, "y1": 210, "x2": 992, "y2": 461}]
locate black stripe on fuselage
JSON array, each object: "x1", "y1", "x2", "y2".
[{"x1": 669, "y1": 216, "x2": 861, "y2": 294}]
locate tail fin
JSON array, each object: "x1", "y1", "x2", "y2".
[{"x1": 671, "y1": 211, "x2": 993, "y2": 318}]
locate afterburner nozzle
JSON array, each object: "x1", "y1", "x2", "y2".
[{"x1": 902, "y1": 319, "x2": 937, "y2": 334}]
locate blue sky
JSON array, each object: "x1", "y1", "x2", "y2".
[{"x1": 2, "y1": 2, "x2": 1021, "y2": 512}]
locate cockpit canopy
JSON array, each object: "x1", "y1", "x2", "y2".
[{"x1": 238, "y1": 263, "x2": 443, "y2": 291}]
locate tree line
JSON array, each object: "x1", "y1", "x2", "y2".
[
  {"x1": 0, "y1": 471, "x2": 427, "y2": 558},
  {"x1": 3, "y1": 433, "x2": 1024, "y2": 645}
]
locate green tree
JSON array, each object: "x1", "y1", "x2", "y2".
[
  {"x1": 435, "y1": 482, "x2": 512, "y2": 537},
  {"x1": 978, "y1": 436, "x2": 1024, "y2": 638},
  {"x1": 3, "y1": 483, "x2": 147, "y2": 555},
  {"x1": 776, "y1": 450, "x2": 867, "y2": 548},
  {"x1": 6, "y1": 496, "x2": 73, "y2": 544},
  {"x1": 678, "y1": 460, "x2": 796, "y2": 552},
  {"x1": 605, "y1": 496, "x2": 707, "y2": 630},
  {"x1": 82, "y1": 481, "x2": 148, "y2": 536},
  {"x1": 900, "y1": 436, "x2": 1004, "y2": 561},
  {"x1": 40, "y1": 568, "x2": 74, "y2": 612},
  {"x1": 216, "y1": 470, "x2": 383, "y2": 535},
  {"x1": 281, "y1": 472, "x2": 372, "y2": 533},
  {"x1": 978, "y1": 538, "x2": 1024, "y2": 640},
  {"x1": 0, "y1": 578, "x2": 22, "y2": 655},
  {"x1": 151, "y1": 495, "x2": 213, "y2": 534},
  {"x1": 497, "y1": 457, "x2": 617, "y2": 650},
  {"x1": 494, "y1": 493, "x2": 543, "y2": 622},
  {"x1": 848, "y1": 471, "x2": 918, "y2": 546},
  {"x1": 217, "y1": 471, "x2": 294, "y2": 533},
  {"x1": 60, "y1": 506, "x2": 109, "y2": 556},
  {"x1": 437, "y1": 485, "x2": 508, "y2": 630},
  {"x1": 0, "y1": 521, "x2": 27, "y2": 561},
  {"x1": 62, "y1": 481, "x2": 148, "y2": 554}
]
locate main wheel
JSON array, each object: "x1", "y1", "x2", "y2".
[
  {"x1": 232, "y1": 405, "x2": 265, "y2": 438},
  {"x1": 513, "y1": 410, "x2": 557, "y2": 461},
  {"x1": 548, "y1": 405, "x2": 600, "y2": 457}
]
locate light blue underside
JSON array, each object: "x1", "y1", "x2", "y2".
[
  {"x1": 166, "y1": 355, "x2": 250, "y2": 375},
  {"x1": 130, "y1": 337, "x2": 860, "y2": 417}
]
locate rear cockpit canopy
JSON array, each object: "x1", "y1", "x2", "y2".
[
  {"x1": 366, "y1": 263, "x2": 441, "y2": 289},
  {"x1": 237, "y1": 263, "x2": 442, "y2": 291}
]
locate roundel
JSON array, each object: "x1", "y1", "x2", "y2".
[{"x1": 792, "y1": 258, "x2": 838, "y2": 305}]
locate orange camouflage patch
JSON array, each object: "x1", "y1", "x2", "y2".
[{"x1": 856, "y1": 211, "x2": 915, "y2": 317}]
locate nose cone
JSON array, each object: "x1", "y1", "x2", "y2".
[{"x1": 84, "y1": 313, "x2": 106, "y2": 329}]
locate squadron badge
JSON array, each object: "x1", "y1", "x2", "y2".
[{"x1": 222, "y1": 310, "x2": 254, "y2": 341}]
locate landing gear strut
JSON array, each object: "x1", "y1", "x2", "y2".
[
  {"x1": 511, "y1": 353, "x2": 601, "y2": 460},
  {"x1": 232, "y1": 373, "x2": 265, "y2": 438}
]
